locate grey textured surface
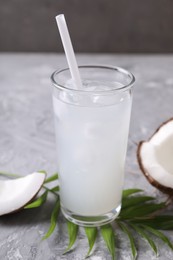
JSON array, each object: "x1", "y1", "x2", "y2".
[
  {"x1": 0, "y1": 53, "x2": 173, "y2": 259},
  {"x1": 1, "y1": 0, "x2": 173, "y2": 52}
]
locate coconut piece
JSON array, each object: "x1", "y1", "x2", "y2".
[
  {"x1": 137, "y1": 118, "x2": 173, "y2": 195},
  {"x1": 0, "y1": 172, "x2": 46, "y2": 216}
]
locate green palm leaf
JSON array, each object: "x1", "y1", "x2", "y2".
[
  {"x1": 85, "y1": 227, "x2": 98, "y2": 257},
  {"x1": 131, "y1": 224, "x2": 157, "y2": 255},
  {"x1": 141, "y1": 225, "x2": 173, "y2": 250},
  {"x1": 120, "y1": 202, "x2": 166, "y2": 219},
  {"x1": 122, "y1": 196, "x2": 155, "y2": 209},
  {"x1": 42, "y1": 198, "x2": 60, "y2": 240},
  {"x1": 130, "y1": 216, "x2": 173, "y2": 230},
  {"x1": 51, "y1": 186, "x2": 59, "y2": 192},
  {"x1": 0, "y1": 171, "x2": 21, "y2": 178},
  {"x1": 118, "y1": 222, "x2": 137, "y2": 260},
  {"x1": 122, "y1": 189, "x2": 143, "y2": 198},
  {"x1": 44, "y1": 173, "x2": 59, "y2": 183},
  {"x1": 64, "y1": 221, "x2": 79, "y2": 253},
  {"x1": 38, "y1": 170, "x2": 47, "y2": 174},
  {"x1": 24, "y1": 190, "x2": 48, "y2": 209},
  {"x1": 101, "y1": 224, "x2": 115, "y2": 260}
]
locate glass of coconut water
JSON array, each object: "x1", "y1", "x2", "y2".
[{"x1": 51, "y1": 65, "x2": 135, "y2": 226}]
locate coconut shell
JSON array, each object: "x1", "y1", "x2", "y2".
[
  {"x1": 137, "y1": 117, "x2": 173, "y2": 196},
  {"x1": 5, "y1": 182, "x2": 45, "y2": 216},
  {"x1": 137, "y1": 141, "x2": 173, "y2": 196},
  {"x1": 0, "y1": 172, "x2": 46, "y2": 216},
  {"x1": 149, "y1": 117, "x2": 173, "y2": 141}
]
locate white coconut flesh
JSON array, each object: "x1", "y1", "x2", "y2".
[
  {"x1": 139, "y1": 119, "x2": 173, "y2": 189},
  {"x1": 0, "y1": 172, "x2": 45, "y2": 216}
]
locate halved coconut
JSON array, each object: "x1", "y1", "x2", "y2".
[
  {"x1": 0, "y1": 172, "x2": 46, "y2": 216},
  {"x1": 137, "y1": 118, "x2": 173, "y2": 195}
]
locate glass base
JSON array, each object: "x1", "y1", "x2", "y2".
[{"x1": 61, "y1": 204, "x2": 121, "y2": 227}]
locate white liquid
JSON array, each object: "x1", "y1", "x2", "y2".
[{"x1": 53, "y1": 86, "x2": 132, "y2": 216}]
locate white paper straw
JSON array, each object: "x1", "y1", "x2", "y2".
[{"x1": 55, "y1": 14, "x2": 82, "y2": 89}]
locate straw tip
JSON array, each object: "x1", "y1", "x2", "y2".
[{"x1": 55, "y1": 14, "x2": 64, "y2": 21}]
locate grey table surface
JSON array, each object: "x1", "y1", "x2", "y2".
[{"x1": 0, "y1": 53, "x2": 173, "y2": 260}]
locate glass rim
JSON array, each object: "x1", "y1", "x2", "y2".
[{"x1": 51, "y1": 65, "x2": 135, "y2": 93}]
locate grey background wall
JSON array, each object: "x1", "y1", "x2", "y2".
[{"x1": 1, "y1": 0, "x2": 173, "y2": 53}]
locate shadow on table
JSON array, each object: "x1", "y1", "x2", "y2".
[{"x1": 0, "y1": 198, "x2": 62, "y2": 227}]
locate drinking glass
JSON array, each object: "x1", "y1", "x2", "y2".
[{"x1": 51, "y1": 65, "x2": 135, "y2": 226}]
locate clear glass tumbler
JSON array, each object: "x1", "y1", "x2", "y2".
[{"x1": 51, "y1": 65, "x2": 135, "y2": 226}]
